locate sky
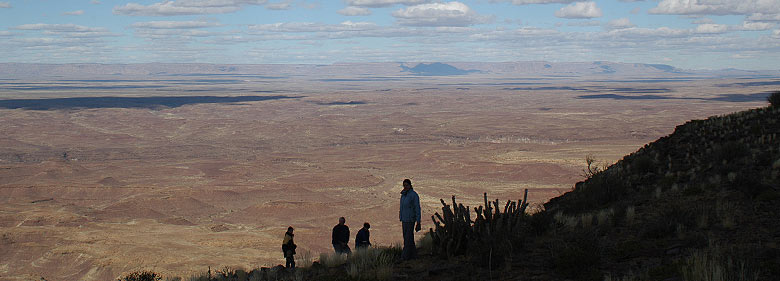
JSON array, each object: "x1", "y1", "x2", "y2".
[{"x1": 0, "y1": 0, "x2": 779, "y2": 70}]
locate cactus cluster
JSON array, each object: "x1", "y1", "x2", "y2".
[{"x1": 429, "y1": 189, "x2": 529, "y2": 265}]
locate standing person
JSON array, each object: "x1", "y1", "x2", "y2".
[
  {"x1": 399, "y1": 178, "x2": 421, "y2": 260},
  {"x1": 355, "y1": 222, "x2": 371, "y2": 249},
  {"x1": 282, "y1": 226, "x2": 297, "y2": 269},
  {"x1": 332, "y1": 217, "x2": 351, "y2": 255}
]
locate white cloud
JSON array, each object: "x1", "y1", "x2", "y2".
[
  {"x1": 492, "y1": 0, "x2": 577, "y2": 5},
  {"x1": 63, "y1": 10, "x2": 85, "y2": 16},
  {"x1": 692, "y1": 18, "x2": 714, "y2": 24},
  {"x1": 630, "y1": 7, "x2": 640, "y2": 14},
  {"x1": 345, "y1": 0, "x2": 430, "y2": 8},
  {"x1": 694, "y1": 23, "x2": 728, "y2": 34},
  {"x1": 607, "y1": 18, "x2": 635, "y2": 29},
  {"x1": 113, "y1": 0, "x2": 269, "y2": 16},
  {"x1": 266, "y1": 0, "x2": 291, "y2": 10},
  {"x1": 618, "y1": 0, "x2": 643, "y2": 2},
  {"x1": 0, "y1": 2, "x2": 11, "y2": 8},
  {"x1": 338, "y1": 6, "x2": 372, "y2": 16},
  {"x1": 132, "y1": 21, "x2": 222, "y2": 29},
  {"x1": 650, "y1": 0, "x2": 780, "y2": 16},
  {"x1": 773, "y1": 29, "x2": 780, "y2": 38},
  {"x1": 15, "y1": 23, "x2": 105, "y2": 32},
  {"x1": 392, "y1": 2, "x2": 491, "y2": 26},
  {"x1": 748, "y1": 13, "x2": 780, "y2": 22},
  {"x1": 731, "y1": 53, "x2": 753, "y2": 59},
  {"x1": 12, "y1": 24, "x2": 119, "y2": 39},
  {"x1": 0, "y1": 31, "x2": 12, "y2": 36},
  {"x1": 739, "y1": 21, "x2": 774, "y2": 31},
  {"x1": 567, "y1": 20, "x2": 601, "y2": 27},
  {"x1": 555, "y1": 2, "x2": 602, "y2": 19},
  {"x1": 602, "y1": 26, "x2": 690, "y2": 39},
  {"x1": 91, "y1": 0, "x2": 101, "y2": 4},
  {"x1": 250, "y1": 21, "x2": 379, "y2": 32}
]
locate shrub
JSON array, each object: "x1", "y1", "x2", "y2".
[
  {"x1": 120, "y1": 271, "x2": 162, "y2": 281},
  {"x1": 625, "y1": 206, "x2": 636, "y2": 225},
  {"x1": 681, "y1": 245, "x2": 760, "y2": 281},
  {"x1": 319, "y1": 252, "x2": 347, "y2": 268},
  {"x1": 296, "y1": 249, "x2": 313, "y2": 268},
  {"x1": 768, "y1": 91, "x2": 780, "y2": 107},
  {"x1": 344, "y1": 246, "x2": 399, "y2": 280},
  {"x1": 641, "y1": 203, "x2": 695, "y2": 239},
  {"x1": 417, "y1": 231, "x2": 434, "y2": 254},
  {"x1": 549, "y1": 230, "x2": 602, "y2": 280},
  {"x1": 582, "y1": 154, "x2": 607, "y2": 178}
]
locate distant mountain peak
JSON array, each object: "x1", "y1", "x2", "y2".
[{"x1": 400, "y1": 62, "x2": 479, "y2": 76}]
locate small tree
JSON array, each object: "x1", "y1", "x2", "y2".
[{"x1": 769, "y1": 91, "x2": 780, "y2": 107}]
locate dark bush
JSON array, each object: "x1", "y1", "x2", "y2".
[
  {"x1": 529, "y1": 210, "x2": 553, "y2": 235},
  {"x1": 120, "y1": 271, "x2": 162, "y2": 281},
  {"x1": 769, "y1": 91, "x2": 780, "y2": 107},
  {"x1": 632, "y1": 154, "x2": 655, "y2": 175},
  {"x1": 549, "y1": 230, "x2": 602, "y2": 280},
  {"x1": 640, "y1": 203, "x2": 695, "y2": 239}
]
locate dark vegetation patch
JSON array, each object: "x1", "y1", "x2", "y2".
[
  {"x1": 162, "y1": 73, "x2": 286, "y2": 79},
  {"x1": 605, "y1": 87, "x2": 672, "y2": 93},
  {"x1": 317, "y1": 78, "x2": 405, "y2": 82},
  {"x1": 578, "y1": 92, "x2": 770, "y2": 102},
  {"x1": 0, "y1": 85, "x2": 169, "y2": 91},
  {"x1": 578, "y1": 94, "x2": 676, "y2": 100},
  {"x1": 718, "y1": 80, "x2": 780, "y2": 87},
  {"x1": 504, "y1": 86, "x2": 593, "y2": 91},
  {"x1": 438, "y1": 82, "x2": 544, "y2": 86},
  {"x1": 587, "y1": 78, "x2": 697, "y2": 83},
  {"x1": 311, "y1": 101, "x2": 367, "y2": 106},
  {"x1": 167, "y1": 79, "x2": 246, "y2": 84},
  {"x1": 708, "y1": 92, "x2": 772, "y2": 102},
  {"x1": 0, "y1": 95, "x2": 300, "y2": 110}
]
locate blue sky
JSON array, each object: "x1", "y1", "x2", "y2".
[{"x1": 1, "y1": 0, "x2": 779, "y2": 69}]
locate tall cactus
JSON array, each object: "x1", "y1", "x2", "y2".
[{"x1": 430, "y1": 189, "x2": 529, "y2": 263}]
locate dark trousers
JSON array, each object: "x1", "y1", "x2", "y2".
[
  {"x1": 402, "y1": 221, "x2": 416, "y2": 260},
  {"x1": 333, "y1": 243, "x2": 351, "y2": 255},
  {"x1": 285, "y1": 251, "x2": 295, "y2": 269}
]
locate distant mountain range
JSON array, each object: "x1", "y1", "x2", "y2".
[{"x1": 1, "y1": 61, "x2": 778, "y2": 78}]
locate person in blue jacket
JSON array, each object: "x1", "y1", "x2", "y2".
[
  {"x1": 355, "y1": 222, "x2": 371, "y2": 249},
  {"x1": 399, "y1": 178, "x2": 421, "y2": 260}
]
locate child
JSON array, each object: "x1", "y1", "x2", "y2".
[{"x1": 282, "y1": 226, "x2": 297, "y2": 269}]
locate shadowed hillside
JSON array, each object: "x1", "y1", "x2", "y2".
[{"x1": 118, "y1": 94, "x2": 780, "y2": 281}]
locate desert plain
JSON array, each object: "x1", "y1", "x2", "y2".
[{"x1": 0, "y1": 63, "x2": 776, "y2": 280}]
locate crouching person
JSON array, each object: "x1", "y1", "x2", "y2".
[{"x1": 355, "y1": 222, "x2": 371, "y2": 249}]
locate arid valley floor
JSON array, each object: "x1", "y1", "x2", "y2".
[{"x1": 0, "y1": 63, "x2": 775, "y2": 280}]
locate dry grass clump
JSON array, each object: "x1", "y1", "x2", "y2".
[
  {"x1": 295, "y1": 249, "x2": 313, "y2": 268},
  {"x1": 318, "y1": 252, "x2": 347, "y2": 268},
  {"x1": 681, "y1": 245, "x2": 759, "y2": 281},
  {"x1": 625, "y1": 206, "x2": 636, "y2": 225},
  {"x1": 343, "y1": 246, "x2": 400, "y2": 280}
]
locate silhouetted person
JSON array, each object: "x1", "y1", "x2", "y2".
[
  {"x1": 282, "y1": 226, "x2": 297, "y2": 269},
  {"x1": 355, "y1": 222, "x2": 371, "y2": 249},
  {"x1": 332, "y1": 217, "x2": 351, "y2": 255},
  {"x1": 399, "y1": 178, "x2": 421, "y2": 260}
]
